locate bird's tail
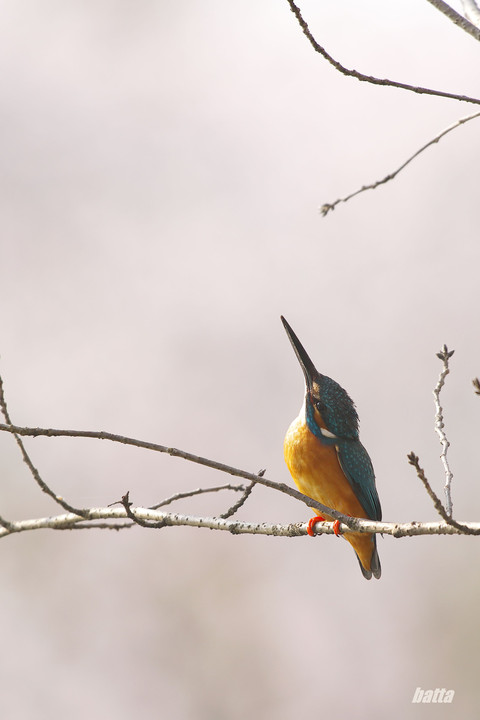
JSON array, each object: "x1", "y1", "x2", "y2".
[{"x1": 356, "y1": 535, "x2": 381, "y2": 580}]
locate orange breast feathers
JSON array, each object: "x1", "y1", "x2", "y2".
[
  {"x1": 284, "y1": 414, "x2": 367, "y2": 519},
  {"x1": 284, "y1": 414, "x2": 376, "y2": 572}
]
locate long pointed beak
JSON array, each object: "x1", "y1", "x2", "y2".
[{"x1": 281, "y1": 316, "x2": 318, "y2": 389}]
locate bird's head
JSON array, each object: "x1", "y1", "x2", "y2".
[{"x1": 281, "y1": 316, "x2": 359, "y2": 440}]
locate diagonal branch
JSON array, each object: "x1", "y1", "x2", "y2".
[
  {"x1": 218, "y1": 478, "x2": 256, "y2": 520},
  {"x1": 321, "y1": 112, "x2": 480, "y2": 216},
  {"x1": 425, "y1": 0, "x2": 480, "y2": 41},
  {"x1": 286, "y1": 0, "x2": 480, "y2": 104},
  {"x1": 0, "y1": 377, "x2": 88, "y2": 517},
  {"x1": 408, "y1": 451, "x2": 449, "y2": 520},
  {"x1": 461, "y1": 0, "x2": 480, "y2": 27},
  {"x1": 407, "y1": 452, "x2": 479, "y2": 534}
]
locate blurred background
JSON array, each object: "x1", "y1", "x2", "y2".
[{"x1": 1, "y1": 0, "x2": 479, "y2": 717}]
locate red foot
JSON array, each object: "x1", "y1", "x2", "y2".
[
  {"x1": 333, "y1": 514, "x2": 352, "y2": 537},
  {"x1": 307, "y1": 515, "x2": 325, "y2": 537}
]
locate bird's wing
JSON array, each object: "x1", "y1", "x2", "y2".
[{"x1": 336, "y1": 440, "x2": 382, "y2": 521}]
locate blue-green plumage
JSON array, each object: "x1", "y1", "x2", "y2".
[
  {"x1": 305, "y1": 374, "x2": 382, "y2": 523},
  {"x1": 336, "y1": 438, "x2": 382, "y2": 522},
  {"x1": 314, "y1": 374, "x2": 359, "y2": 439}
]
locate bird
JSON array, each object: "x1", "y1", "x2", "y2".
[{"x1": 281, "y1": 316, "x2": 382, "y2": 579}]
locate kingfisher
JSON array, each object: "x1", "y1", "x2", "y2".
[{"x1": 281, "y1": 316, "x2": 382, "y2": 580}]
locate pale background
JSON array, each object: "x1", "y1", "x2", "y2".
[{"x1": 1, "y1": 1, "x2": 479, "y2": 718}]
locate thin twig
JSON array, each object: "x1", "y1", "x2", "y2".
[
  {"x1": 150, "y1": 483, "x2": 246, "y2": 510},
  {"x1": 0, "y1": 377, "x2": 88, "y2": 517},
  {"x1": 0, "y1": 423, "x2": 359, "y2": 529},
  {"x1": 407, "y1": 452, "x2": 449, "y2": 519},
  {"x1": 426, "y1": 0, "x2": 480, "y2": 40},
  {"x1": 121, "y1": 492, "x2": 167, "y2": 529},
  {"x1": 434, "y1": 345, "x2": 455, "y2": 516},
  {"x1": 407, "y1": 452, "x2": 479, "y2": 534},
  {"x1": 218, "y1": 469, "x2": 263, "y2": 519},
  {"x1": 1, "y1": 505, "x2": 480, "y2": 539},
  {"x1": 218, "y1": 479, "x2": 256, "y2": 520},
  {"x1": 321, "y1": 112, "x2": 480, "y2": 216},
  {"x1": 286, "y1": 0, "x2": 480, "y2": 104}
]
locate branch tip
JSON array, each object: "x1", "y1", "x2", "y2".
[
  {"x1": 436, "y1": 345, "x2": 455, "y2": 361},
  {"x1": 407, "y1": 451, "x2": 419, "y2": 466},
  {"x1": 121, "y1": 492, "x2": 132, "y2": 510}
]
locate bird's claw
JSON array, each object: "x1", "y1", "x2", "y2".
[{"x1": 307, "y1": 515, "x2": 325, "y2": 537}]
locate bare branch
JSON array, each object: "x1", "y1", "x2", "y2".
[
  {"x1": 408, "y1": 452, "x2": 449, "y2": 519},
  {"x1": 407, "y1": 452, "x2": 480, "y2": 534},
  {"x1": 0, "y1": 377, "x2": 88, "y2": 517},
  {"x1": 0, "y1": 422, "x2": 360, "y2": 529},
  {"x1": 286, "y1": 0, "x2": 480, "y2": 104},
  {"x1": 2, "y1": 352, "x2": 479, "y2": 547},
  {"x1": 121, "y1": 492, "x2": 167, "y2": 529},
  {"x1": 57, "y1": 522, "x2": 133, "y2": 531},
  {"x1": 150, "y1": 483, "x2": 246, "y2": 510},
  {"x1": 1, "y1": 505, "x2": 480, "y2": 539},
  {"x1": 0, "y1": 513, "x2": 15, "y2": 531},
  {"x1": 107, "y1": 483, "x2": 249, "y2": 530},
  {"x1": 434, "y1": 345, "x2": 455, "y2": 516},
  {"x1": 321, "y1": 112, "x2": 480, "y2": 216},
  {"x1": 426, "y1": 0, "x2": 480, "y2": 40},
  {"x1": 407, "y1": 347, "x2": 469, "y2": 532},
  {"x1": 461, "y1": 0, "x2": 480, "y2": 27},
  {"x1": 218, "y1": 479, "x2": 256, "y2": 520}
]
